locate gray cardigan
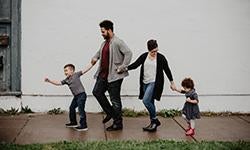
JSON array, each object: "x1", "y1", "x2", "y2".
[{"x1": 92, "y1": 35, "x2": 132, "y2": 83}]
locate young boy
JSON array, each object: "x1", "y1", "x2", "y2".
[{"x1": 45, "y1": 63, "x2": 93, "y2": 131}]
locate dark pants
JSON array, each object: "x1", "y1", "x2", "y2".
[
  {"x1": 92, "y1": 77, "x2": 123, "y2": 122},
  {"x1": 69, "y1": 92, "x2": 87, "y2": 127}
]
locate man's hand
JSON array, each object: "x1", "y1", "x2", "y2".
[{"x1": 91, "y1": 58, "x2": 98, "y2": 65}]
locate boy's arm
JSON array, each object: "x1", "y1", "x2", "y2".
[
  {"x1": 81, "y1": 63, "x2": 94, "y2": 75},
  {"x1": 44, "y1": 78, "x2": 62, "y2": 86}
]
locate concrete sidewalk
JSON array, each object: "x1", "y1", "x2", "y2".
[{"x1": 0, "y1": 113, "x2": 249, "y2": 144}]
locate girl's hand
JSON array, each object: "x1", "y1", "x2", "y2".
[
  {"x1": 186, "y1": 98, "x2": 198, "y2": 104},
  {"x1": 186, "y1": 97, "x2": 191, "y2": 102}
]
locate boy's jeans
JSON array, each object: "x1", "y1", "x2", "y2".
[
  {"x1": 143, "y1": 82, "x2": 156, "y2": 120},
  {"x1": 69, "y1": 92, "x2": 87, "y2": 127}
]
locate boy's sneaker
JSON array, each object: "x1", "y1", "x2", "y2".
[
  {"x1": 65, "y1": 122, "x2": 78, "y2": 128},
  {"x1": 74, "y1": 126, "x2": 88, "y2": 131}
]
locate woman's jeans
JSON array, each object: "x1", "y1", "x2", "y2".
[
  {"x1": 143, "y1": 82, "x2": 156, "y2": 120},
  {"x1": 69, "y1": 92, "x2": 87, "y2": 127}
]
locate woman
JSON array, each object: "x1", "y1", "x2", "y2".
[{"x1": 127, "y1": 39, "x2": 176, "y2": 132}]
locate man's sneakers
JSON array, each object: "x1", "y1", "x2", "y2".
[
  {"x1": 74, "y1": 125, "x2": 88, "y2": 131},
  {"x1": 66, "y1": 122, "x2": 88, "y2": 131},
  {"x1": 65, "y1": 122, "x2": 78, "y2": 128},
  {"x1": 106, "y1": 124, "x2": 123, "y2": 131},
  {"x1": 106, "y1": 118, "x2": 123, "y2": 131},
  {"x1": 102, "y1": 115, "x2": 112, "y2": 124}
]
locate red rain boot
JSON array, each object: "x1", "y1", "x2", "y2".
[{"x1": 185, "y1": 128, "x2": 195, "y2": 136}]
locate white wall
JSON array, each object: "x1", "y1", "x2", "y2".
[{"x1": 2, "y1": 0, "x2": 250, "y2": 112}]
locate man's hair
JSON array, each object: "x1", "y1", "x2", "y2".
[
  {"x1": 64, "y1": 64, "x2": 75, "y2": 71},
  {"x1": 181, "y1": 78, "x2": 194, "y2": 89},
  {"x1": 147, "y1": 39, "x2": 158, "y2": 51},
  {"x1": 99, "y1": 20, "x2": 114, "y2": 32}
]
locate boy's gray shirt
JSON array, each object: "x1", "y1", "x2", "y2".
[
  {"x1": 92, "y1": 35, "x2": 132, "y2": 83},
  {"x1": 61, "y1": 71, "x2": 85, "y2": 96}
]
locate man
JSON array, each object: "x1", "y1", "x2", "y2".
[{"x1": 91, "y1": 20, "x2": 132, "y2": 131}]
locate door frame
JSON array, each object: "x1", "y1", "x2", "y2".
[{"x1": 0, "y1": 0, "x2": 21, "y2": 96}]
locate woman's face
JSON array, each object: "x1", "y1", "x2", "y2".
[{"x1": 149, "y1": 48, "x2": 158, "y2": 57}]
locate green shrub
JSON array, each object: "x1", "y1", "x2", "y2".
[
  {"x1": 20, "y1": 105, "x2": 34, "y2": 114},
  {"x1": 122, "y1": 108, "x2": 148, "y2": 117},
  {"x1": 0, "y1": 140, "x2": 250, "y2": 150},
  {"x1": 159, "y1": 109, "x2": 181, "y2": 118},
  {"x1": 47, "y1": 108, "x2": 64, "y2": 115},
  {"x1": 5, "y1": 107, "x2": 19, "y2": 115}
]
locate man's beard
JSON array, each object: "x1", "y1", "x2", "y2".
[{"x1": 103, "y1": 33, "x2": 110, "y2": 40}]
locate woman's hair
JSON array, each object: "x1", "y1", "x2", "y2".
[
  {"x1": 64, "y1": 64, "x2": 75, "y2": 71},
  {"x1": 99, "y1": 20, "x2": 114, "y2": 32},
  {"x1": 147, "y1": 39, "x2": 158, "y2": 51},
  {"x1": 181, "y1": 78, "x2": 194, "y2": 89}
]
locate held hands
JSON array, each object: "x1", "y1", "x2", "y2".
[
  {"x1": 170, "y1": 82, "x2": 177, "y2": 91},
  {"x1": 116, "y1": 66, "x2": 127, "y2": 74}
]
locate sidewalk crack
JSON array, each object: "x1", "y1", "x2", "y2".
[
  {"x1": 102, "y1": 115, "x2": 108, "y2": 141},
  {"x1": 172, "y1": 117, "x2": 198, "y2": 142},
  {"x1": 238, "y1": 116, "x2": 250, "y2": 124},
  {"x1": 13, "y1": 117, "x2": 30, "y2": 143}
]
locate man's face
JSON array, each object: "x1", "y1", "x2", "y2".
[
  {"x1": 101, "y1": 27, "x2": 110, "y2": 40},
  {"x1": 64, "y1": 67, "x2": 74, "y2": 77}
]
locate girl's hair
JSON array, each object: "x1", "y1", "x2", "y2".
[{"x1": 181, "y1": 78, "x2": 194, "y2": 89}]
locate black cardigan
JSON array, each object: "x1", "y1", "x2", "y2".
[{"x1": 128, "y1": 52, "x2": 173, "y2": 101}]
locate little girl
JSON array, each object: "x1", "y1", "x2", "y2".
[{"x1": 175, "y1": 78, "x2": 200, "y2": 136}]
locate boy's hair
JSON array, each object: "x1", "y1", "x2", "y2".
[
  {"x1": 99, "y1": 20, "x2": 114, "y2": 32},
  {"x1": 64, "y1": 64, "x2": 75, "y2": 71},
  {"x1": 181, "y1": 78, "x2": 194, "y2": 89},
  {"x1": 147, "y1": 39, "x2": 158, "y2": 51}
]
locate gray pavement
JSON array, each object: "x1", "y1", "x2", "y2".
[{"x1": 0, "y1": 113, "x2": 249, "y2": 144}]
